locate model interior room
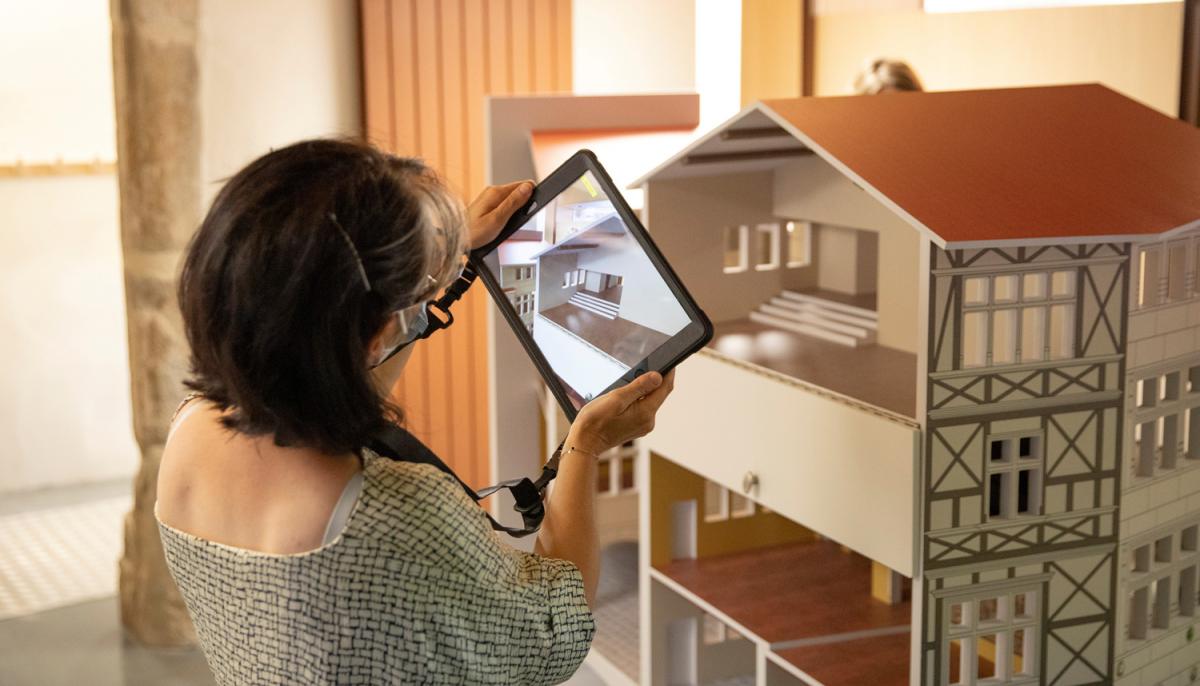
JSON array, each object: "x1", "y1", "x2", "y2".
[{"x1": 3, "y1": 2, "x2": 1198, "y2": 686}]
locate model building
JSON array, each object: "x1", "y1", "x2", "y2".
[{"x1": 631, "y1": 84, "x2": 1200, "y2": 686}]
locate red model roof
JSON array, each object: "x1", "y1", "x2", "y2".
[{"x1": 759, "y1": 85, "x2": 1200, "y2": 245}]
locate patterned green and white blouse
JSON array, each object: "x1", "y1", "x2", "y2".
[{"x1": 158, "y1": 448, "x2": 595, "y2": 685}]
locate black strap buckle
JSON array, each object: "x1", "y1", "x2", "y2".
[
  {"x1": 367, "y1": 423, "x2": 562, "y2": 538},
  {"x1": 415, "y1": 263, "x2": 477, "y2": 341}
]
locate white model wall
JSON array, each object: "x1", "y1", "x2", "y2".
[
  {"x1": 575, "y1": 232, "x2": 692, "y2": 336},
  {"x1": 773, "y1": 157, "x2": 922, "y2": 354},
  {"x1": 538, "y1": 253, "x2": 581, "y2": 311}
]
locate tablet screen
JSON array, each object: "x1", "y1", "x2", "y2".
[{"x1": 481, "y1": 170, "x2": 691, "y2": 409}]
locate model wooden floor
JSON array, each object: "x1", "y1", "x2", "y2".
[
  {"x1": 540, "y1": 301, "x2": 671, "y2": 367},
  {"x1": 775, "y1": 631, "x2": 911, "y2": 686},
  {"x1": 709, "y1": 319, "x2": 917, "y2": 417},
  {"x1": 659, "y1": 540, "x2": 911, "y2": 685}
]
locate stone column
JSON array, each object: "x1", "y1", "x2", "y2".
[{"x1": 110, "y1": 0, "x2": 201, "y2": 647}]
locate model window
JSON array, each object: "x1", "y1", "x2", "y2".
[
  {"x1": 991, "y1": 309, "x2": 1017, "y2": 365},
  {"x1": 1021, "y1": 273, "x2": 1047, "y2": 301},
  {"x1": 619, "y1": 456, "x2": 635, "y2": 491},
  {"x1": 960, "y1": 270, "x2": 1076, "y2": 368},
  {"x1": 993, "y1": 275, "x2": 1018, "y2": 303},
  {"x1": 1152, "y1": 576, "x2": 1173, "y2": 629},
  {"x1": 596, "y1": 459, "x2": 612, "y2": 495},
  {"x1": 1135, "y1": 421, "x2": 1157, "y2": 477},
  {"x1": 964, "y1": 277, "x2": 989, "y2": 306},
  {"x1": 729, "y1": 492, "x2": 755, "y2": 518},
  {"x1": 962, "y1": 312, "x2": 988, "y2": 368},
  {"x1": 1019, "y1": 307, "x2": 1045, "y2": 362},
  {"x1": 1162, "y1": 415, "x2": 1179, "y2": 469},
  {"x1": 1128, "y1": 586, "x2": 1150, "y2": 639},
  {"x1": 946, "y1": 588, "x2": 1039, "y2": 686},
  {"x1": 1168, "y1": 242, "x2": 1189, "y2": 302},
  {"x1": 704, "y1": 480, "x2": 729, "y2": 522},
  {"x1": 1184, "y1": 526, "x2": 1199, "y2": 553},
  {"x1": 1127, "y1": 520, "x2": 1200, "y2": 641},
  {"x1": 1190, "y1": 408, "x2": 1200, "y2": 460},
  {"x1": 785, "y1": 221, "x2": 811, "y2": 267},
  {"x1": 1138, "y1": 246, "x2": 1161, "y2": 308},
  {"x1": 1047, "y1": 303, "x2": 1074, "y2": 360},
  {"x1": 1163, "y1": 372, "x2": 1181, "y2": 401},
  {"x1": 723, "y1": 225, "x2": 748, "y2": 274},
  {"x1": 1137, "y1": 377, "x2": 1158, "y2": 408},
  {"x1": 754, "y1": 223, "x2": 780, "y2": 271},
  {"x1": 1181, "y1": 566, "x2": 1198, "y2": 617},
  {"x1": 1133, "y1": 544, "x2": 1151, "y2": 573},
  {"x1": 986, "y1": 434, "x2": 1042, "y2": 520}
]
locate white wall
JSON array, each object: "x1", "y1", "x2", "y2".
[
  {"x1": 198, "y1": 0, "x2": 362, "y2": 196},
  {"x1": 0, "y1": 0, "x2": 116, "y2": 164},
  {"x1": 0, "y1": 176, "x2": 138, "y2": 493},
  {"x1": 0, "y1": 0, "x2": 362, "y2": 494},
  {"x1": 571, "y1": 0, "x2": 695, "y2": 95},
  {"x1": 571, "y1": 0, "x2": 739, "y2": 127},
  {"x1": 0, "y1": 0, "x2": 135, "y2": 493}
]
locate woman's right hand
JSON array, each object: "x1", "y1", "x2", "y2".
[{"x1": 566, "y1": 371, "x2": 676, "y2": 456}]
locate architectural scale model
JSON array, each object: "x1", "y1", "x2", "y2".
[
  {"x1": 488, "y1": 84, "x2": 1200, "y2": 686},
  {"x1": 631, "y1": 84, "x2": 1200, "y2": 686}
]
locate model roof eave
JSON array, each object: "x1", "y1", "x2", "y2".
[{"x1": 632, "y1": 84, "x2": 1200, "y2": 249}]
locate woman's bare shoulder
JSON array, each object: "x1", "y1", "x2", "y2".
[{"x1": 157, "y1": 400, "x2": 361, "y2": 555}]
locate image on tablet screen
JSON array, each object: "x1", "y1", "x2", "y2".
[{"x1": 484, "y1": 171, "x2": 690, "y2": 409}]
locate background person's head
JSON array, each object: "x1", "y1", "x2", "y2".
[
  {"x1": 178, "y1": 139, "x2": 466, "y2": 454},
  {"x1": 853, "y1": 58, "x2": 924, "y2": 95}
]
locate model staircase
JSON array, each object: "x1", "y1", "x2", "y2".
[
  {"x1": 569, "y1": 291, "x2": 619, "y2": 320},
  {"x1": 748, "y1": 290, "x2": 877, "y2": 347}
]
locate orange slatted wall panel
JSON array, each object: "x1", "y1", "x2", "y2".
[{"x1": 360, "y1": 0, "x2": 572, "y2": 487}]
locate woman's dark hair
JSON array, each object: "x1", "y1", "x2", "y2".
[{"x1": 178, "y1": 139, "x2": 465, "y2": 454}]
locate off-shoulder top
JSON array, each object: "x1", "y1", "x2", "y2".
[{"x1": 157, "y1": 448, "x2": 595, "y2": 685}]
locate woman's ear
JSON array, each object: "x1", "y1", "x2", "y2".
[{"x1": 367, "y1": 317, "x2": 401, "y2": 368}]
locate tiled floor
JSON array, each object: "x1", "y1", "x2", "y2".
[
  {"x1": 592, "y1": 540, "x2": 640, "y2": 680},
  {"x1": 0, "y1": 489, "x2": 129, "y2": 620}
]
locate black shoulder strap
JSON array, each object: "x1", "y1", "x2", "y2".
[{"x1": 366, "y1": 423, "x2": 561, "y2": 538}]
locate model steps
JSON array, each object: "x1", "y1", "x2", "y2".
[
  {"x1": 748, "y1": 290, "x2": 877, "y2": 347},
  {"x1": 569, "y1": 291, "x2": 619, "y2": 319}
]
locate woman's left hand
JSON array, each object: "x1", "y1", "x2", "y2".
[{"x1": 466, "y1": 180, "x2": 534, "y2": 249}]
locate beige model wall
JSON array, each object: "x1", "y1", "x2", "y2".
[
  {"x1": 649, "y1": 452, "x2": 814, "y2": 569},
  {"x1": 813, "y1": 2, "x2": 1184, "y2": 116}
]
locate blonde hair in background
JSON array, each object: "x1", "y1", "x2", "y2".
[{"x1": 854, "y1": 58, "x2": 925, "y2": 94}]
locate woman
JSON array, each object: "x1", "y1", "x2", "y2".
[{"x1": 156, "y1": 139, "x2": 675, "y2": 684}]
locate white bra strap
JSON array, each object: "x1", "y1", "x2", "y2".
[{"x1": 322, "y1": 472, "x2": 364, "y2": 545}]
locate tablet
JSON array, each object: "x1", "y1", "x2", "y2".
[{"x1": 471, "y1": 150, "x2": 712, "y2": 419}]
